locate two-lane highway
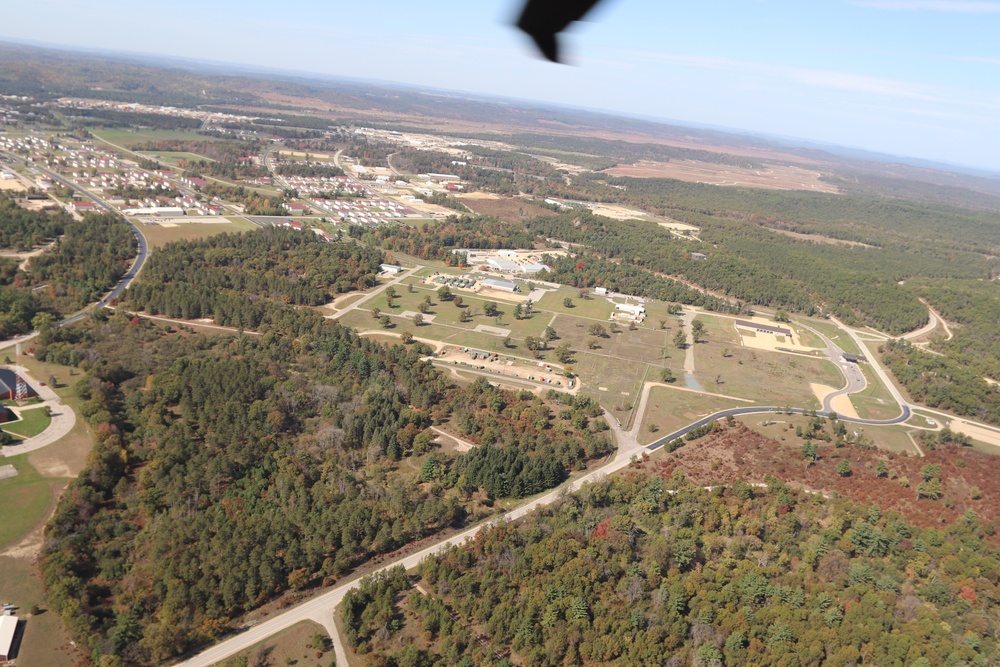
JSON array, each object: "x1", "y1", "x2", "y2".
[{"x1": 0, "y1": 150, "x2": 150, "y2": 327}]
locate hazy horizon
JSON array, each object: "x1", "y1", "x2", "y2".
[{"x1": 3, "y1": 0, "x2": 999, "y2": 171}]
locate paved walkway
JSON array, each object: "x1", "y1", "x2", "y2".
[{"x1": 0, "y1": 364, "x2": 77, "y2": 457}]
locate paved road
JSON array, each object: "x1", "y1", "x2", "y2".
[
  {"x1": 0, "y1": 364, "x2": 77, "y2": 457},
  {"x1": 0, "y1": 152, "x2": 150, "y2": 330}
]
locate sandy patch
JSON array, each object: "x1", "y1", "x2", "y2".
[
  {"x1": 604, "y1": 160, "x2": 840, "y2": 194},
  {"x1": 832, "y1": 394, "x2": 861, "y2": 420},
  {"x1": 474, "y1": 325, "x2": 511, "y2": 336},
  {"x1": 735, "y1": 322, "x2": 818, "y2": 353},
  {"x1": 437, "y1": 346, "x2": 573, "y2": 391},
  {"x1": 0, "y1": 179, "x2": 26, "y2": 191},
  {"x1": 811, "y1": 383, "x2": 838, "y2": 406},
  {"x1": 950, "y1": 420, "x2": 1000, "y2": 449},
  {"x1": 769, "y1": 228, "x2": 877, "y2": 249},
  {"x1": 0, "y1": 525, "x2": 44, "y2": 559}
]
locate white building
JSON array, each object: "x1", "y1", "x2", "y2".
[
  {"x1": 520, "y1": 262, "x2": 550, "y2": 274},
  {"x1": 0, "y1": 615, "x2": 17, "y2": 663},
  {"x1": 594, "y1": 287, "x2": 608, "y2": 296},
  {"x1": 122, "y1": 207, "x2": 185, "y2": 217},
  {"x1": 380, "y1": 264, "x2": 404, "y2": 275},
  {"x1": 482, "y1": 278, "x2": 519, "y2": 293},
  {"x1": 615, "y1": 303, "x2": 646, "y2": 317},
  {"x1": 487, "y1": 258, "x2": 521, "y2": 272}
]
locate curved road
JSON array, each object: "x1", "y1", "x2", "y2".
[{"x1": 0, "y1": 151, "x2": 150, "y2": 328}]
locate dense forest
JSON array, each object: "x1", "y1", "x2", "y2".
[
  {"x1": 881, "y1": 339, "x2": 1000, "y2": 427},
  {"x1": 347, "y1": 216, "x2": 535, "y2": 261},
  {"x1": 390, "y1": 147, "x2": 561, "y2": 195},
  {"x1": 122, "y1": 229, "x2": 382, "y2": 330},
  {"x1": 0, "y1": 205, "x2": 134, "y2": 333},
  {"x1": 25, "y1": 212, "x2": 136, "y2": 312},
  {"x1": 523, "y1": 211, "x2": 947, "y2": 333},
  {"x1": 274, "y1": 162, "x2": 345, "y2": 178},
  {"x1": 40, "y1": 231, "x2": 609, "y2": 665},
  {"x1": 347, "y1": 469, "x2": 1000, "y2": 667},
  {"x1": 129, "y1": 139, "x2": 268, "y2": 180},
  {"x1": 0, "y1": 191, "x2": 68, "y2": 250}
]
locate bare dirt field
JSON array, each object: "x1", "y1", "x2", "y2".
[
  {"x1": 0, "y1": 178, "x2": 26, "y2": 192},
  {"x1": 769, "y1": 228, "x2": 877, "y2": 248},
  {"x1": 458, "y1": 196, "x2": 552, "y2": 222},
  {"x1": 605, "y1": 160, "x2": 841, "y2": 193}
]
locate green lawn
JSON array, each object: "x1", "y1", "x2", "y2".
[
  {"x1": 139, "y1": 217, "x2": 258, "y2": 249},
  {"x1": 93, "y1": 128, "x2": 222, "y2": 147},
  {"x1": 694, "y1": 338, "x2": 842, "y2": 407},
  {"x1": 537, "y1": 290, "x2": 615, "y2": 320},
  {"x1": 849, "y1": 363, "x2": 903, "y2": 420},
  {"x1": 807, "y1": 320, "x2": 863, "y2": 356},
  {"x1": 2, "y1": 406, "x2": 51, "y2": 438},
  {"x1": 0, "y1": 456, "x2": 52, "y2": 549},
  {"x1": 639, "y1": 387, "x2": 741, "y2": 445},
  {"x1": 139, "y1": 151, "x2": 217, "y2": 164}
]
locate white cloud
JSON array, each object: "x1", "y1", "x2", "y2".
[{"x1": 850, "y1": 1, "x2": 1000, "y2": 12}]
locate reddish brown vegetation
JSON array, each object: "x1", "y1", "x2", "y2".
[
  {"x1": 459, "y1": 196, "x2": 552, "y2": 222},
  {"x1": 655, "y1": 424, "x2": 1000, "y2": 534}
]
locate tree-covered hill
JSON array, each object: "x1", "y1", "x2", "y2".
[
  {"x1": 347, "y1": 465, "x2": 1000, "y2": 667},
  {"x1": 37, "y1": 230, "x2": 610, "y2": 665}
]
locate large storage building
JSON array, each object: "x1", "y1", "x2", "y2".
[{"x1": 0, "y1": 615, "x2": 19, "y2": 663}]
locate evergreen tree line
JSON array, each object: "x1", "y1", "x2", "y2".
[{"x1": 0, "y1": 191, "x2": 69, "y2": 251}]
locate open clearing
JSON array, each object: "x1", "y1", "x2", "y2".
[
  {"x1": 949, "y1": 420, "x2": 1000, "y2": 449},
  {"x1": 93, "y1": 128, "x2": 222, "y2": 147},
  {"x1": 139, "y1": 217, "x2": 258, "y2": 248},
  {"x1": 458, "y1": 196, "x2": 553, "y2": 222},
  {"x1": 603, "y1": 159, "x2": 841, "y2": 193},
  {"x1": 212, "y1": 620, "x2": 330, "y2": 667},
  {"x1": 769, "y1": 228, "x2": 878, "y2": 248},
  {"x1": 0, "y1": 178, "x2": 26, "y2": 192}
]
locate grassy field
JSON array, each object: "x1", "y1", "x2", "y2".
[
  {"x1": 793, "y1": 324, "x2": 827, "y2": 349},
  {"x1": 138, "y1": 217, "x2": 259, "y2": 248},
  {"x1": 353, "y1": 285, "x2": 552, "y2": 341},
  {"x1": 2, "y1": 406, "x2": 51, "y2": 439},
  {"x1": 139, "y1": 150, "x2": 217, "y2": 165},
  {"x1": 213, "y1": 620, "x2": 331, "y2": 667},
  {"x1": 536, "y1": 290, "x2": 615, "y2": 320},
  {"x1": 0, "y1": 354, "x2": 97, "y2": 667},
  {"x1": 638, "y1": 387, "x2": 742, "y2": 445},
  {"x1": 807, "y1": 320, "x2": 863, "y2": 356},
  {"x1": 93, "y1": 128, "x2": 221, "y2": 147},
  {"x1": 693, "y1": 336, "x2": 841, "y2": 407},
  {"x1": 0, "y1": 456, "x2": 52, "y2": 549},
  {"x1": 849, "y1": 363, "x2": 904, "y2": 420}
]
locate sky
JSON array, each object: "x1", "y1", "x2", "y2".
[{"x1": 4, "y1": 0, "x2": 1000, "y2": 171}]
